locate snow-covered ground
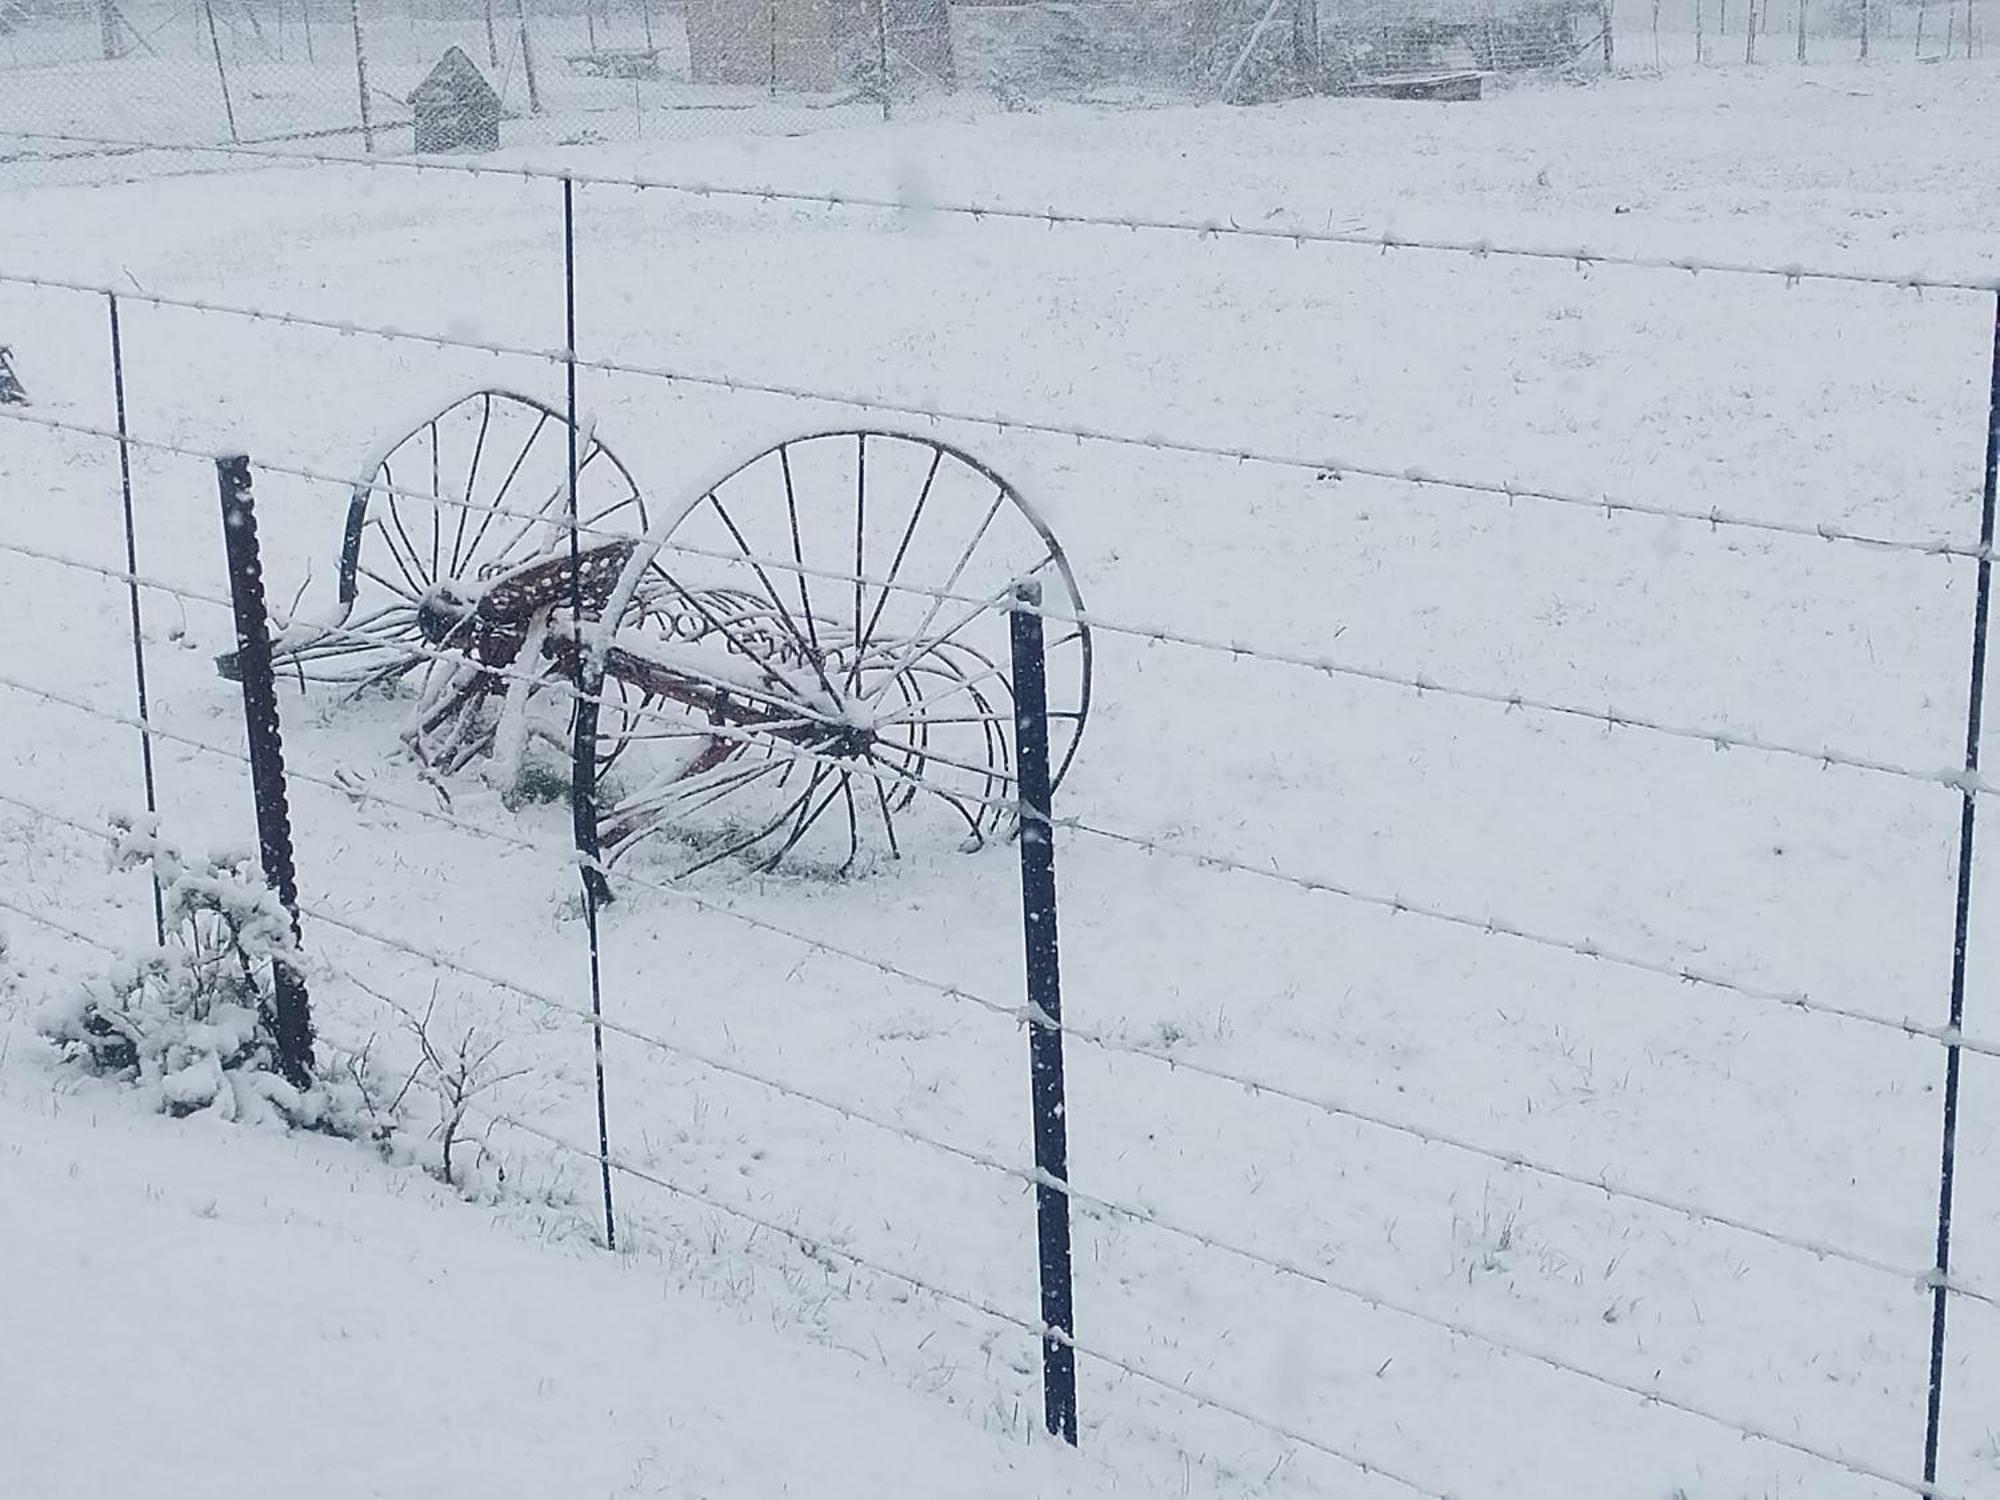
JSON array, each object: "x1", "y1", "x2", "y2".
[
  {"x1": 0, "y1": 1057, "x2": 1127, "y2": 1499},
  {"x1": 4, "y1": 63, "x2": 2000, "y2": 1498}
]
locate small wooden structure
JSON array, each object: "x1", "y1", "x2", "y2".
[{"x1": 408, "y1": 47, "x2": 502, "y2": 154}]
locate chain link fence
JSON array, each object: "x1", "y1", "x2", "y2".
[
  {"x1": 0, "y1": 0, "x2": 902, "y2": 154},
  {"x1": 0, "y1": 0, "x2": 1991, "y2": 161}
]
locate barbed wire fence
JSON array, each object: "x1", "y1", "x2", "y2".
[
  {"x1": 1, "y1": 0, "x2": 1989, "y2": 174},
  {"x1": 0, "y1": 161, "x2": 1997, "y2": 1495}
]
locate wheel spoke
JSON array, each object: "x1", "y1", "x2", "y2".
[
  {"x1": 381, "y1": 461, "x2": 432, "y2": 593},
  {"x1": 360, "y1": 552, "x2": 422, "y2": 604},
  {"x1": 856, "y1": 444, "x2": 943, "y2": 668},
  {"x1": 849, "y1": 433, "x2": 866, "y2": 692},
  {"x1": 892, "y1": 481, "x2": 1007, "y2": 673},
  {"x1": 459, "y1": 409, "x2": 553, "y2": 567},
  {"x1": 428, "y1": 418, "x2": 443, "y2": 583},
  {"x1": 450, "y1": 397, "x2": 494, "y2": 577},
  {"x1": 780, "y1": 444, "x2": 824, "y2": 663}
]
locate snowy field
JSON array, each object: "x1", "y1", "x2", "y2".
[{"x1": 4, "y1": 62, "x2": 2000, "y2": 1499}]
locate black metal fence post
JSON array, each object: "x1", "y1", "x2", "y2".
[
  {"x1": 563, "y1": 176, "x2": 618, "y2": 1252},
  {"x1": 1923, "y1": 288, "x2": 2000, "y2": 1489},
  {"x1": 106, "y1": 293, "x2": 166, "y2": 949},
  {"x1": 1010, "y1": 578, "x2": 1078, "y2": 1446},
  {"x1": 215, "y1": 455, "x2": 314, "y2": 1090}
]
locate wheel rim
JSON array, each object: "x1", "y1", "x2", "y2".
[
  {"x1": 324, "y1": 389, "x2": 647, "y2": 695},
  {"x1": 585, "y1": 430, "x2": 1091, "y2": 876}
]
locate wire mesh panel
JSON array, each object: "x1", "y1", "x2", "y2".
[{"x1": 0, "y1": 0, "x2": 904, "y2": 155}]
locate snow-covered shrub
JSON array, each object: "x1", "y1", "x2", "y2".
[{"x1": 38, "y1": 816, "x2": 365, "y2": 1132}]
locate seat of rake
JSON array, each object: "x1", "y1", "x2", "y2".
[{"x1": 220, "y1": 389, "x2": 1093, "y2": 880}]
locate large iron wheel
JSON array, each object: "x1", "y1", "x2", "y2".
[{"x1": 578, "y1": 430, "x2": 1092, "y2": 878}]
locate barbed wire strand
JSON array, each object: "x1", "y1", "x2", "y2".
[
  {"x1": 6, "y1": 526, "x2": 1999, "y2": 1097},
  {"x1": 0, "y1": 889, "x2": 123, "y2": 955},
  {"x1": 477, "y1": 1106, "x2": 1962, "y2": 1500},
  {"x1": 469, "y1": 1105, "x2": 1458, "y2": 1500},
  {"x1": 0, "y1": 280, "x2": 1981, "y2": 565},
  {"x1": 2, "y1": 127, "x2": 1996, "y2": 296},
  {"x1": 0, "y1": 529, "x2": 1027, "y2": 824},
  {"x1": 6, "y1": 765, "x2": 1998, "y2": 1315},
  {"x1": 2, "y1": 531, "x2": 1993, "y2": 1065},
  {"x1": 2, "y1": 408, "x2": 1994, "y2": 816},
  {"x1": 297, "y1": 913, "x2": 2000, "y2": 1491},
  {"x1": 0, "y1": 788, "x2": 1976, "y2": 1500}
]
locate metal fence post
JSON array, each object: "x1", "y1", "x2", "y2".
[
  {"x1": 216, "y1": 455, "x2": 314, "y2": 1090},
  {"x1": 563, "y1": 177, "x2": 618, "y2": 1252},
  {"x1": 1924, "y1": 288, "x2": 2000, "y2": 1492},
  {"x1": 1010, "y1": 579, "x2": 1078, "y2": 1446},
  {"x1": 106, "y1": 293, "x2": 166, "y2": 949}
]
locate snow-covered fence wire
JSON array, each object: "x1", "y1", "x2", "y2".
[{"x1": 4, "y1": 163, "x2": 2000, "y2": 1497}]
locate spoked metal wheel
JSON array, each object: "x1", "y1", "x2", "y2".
[
  {"x1": 579, "y1": 430, "x2": 1091, "y2": 879},
  {"x1": 253, "y1": 389, "x2": 648, "y2": 699},
  {"x1": 327, "y1": 390, "x2": 648, "y2": 772}
]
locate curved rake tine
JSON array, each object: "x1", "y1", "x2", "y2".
[
  {"x1": 677, "y1": 767, "x2": 827, "y2": 878},
  {"x1": 876, "y1": 648, "x2": 1017, "y2": 729},
  {"x1": 604, "y1": 758, "x2": 781, "y2": 844},
  {"x1": 602, "y1": 752, "x2": 778, "y2": 868},
  {"x1": 870, "y1": 644, "x2": 1014, "y2": 817},
  {"x1": 877, "y1": 670, "x2": 929, "y2": 812},
  {"x1": 838, "y1": 774, "x2": 861, "y2": 875},
  {"x1": 858, "y1": 579, "x2": 1018, "y2": 707},
  {"x1": 703, "y1": 489, "x2": 840, "y2": 704},
  {"x1": 872, "y1": 773, "x2": 902, "y2": 859},
  {"x1": 900, "y1": 657, "x2": 1013, "y2": 811},
  {"x1": 865, "y1": 746, "x2": 988, "y2": 844},
  {"x1": 761, "y1": 764, "x2": 847, "y2": 871},
  {"x1": 648, "y1": 564, "x2": 831, "y2": 704}
]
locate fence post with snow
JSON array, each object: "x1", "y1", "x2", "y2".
[{"x1": 215, "y1": 453, "x2": 316, "y2": 1088}]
